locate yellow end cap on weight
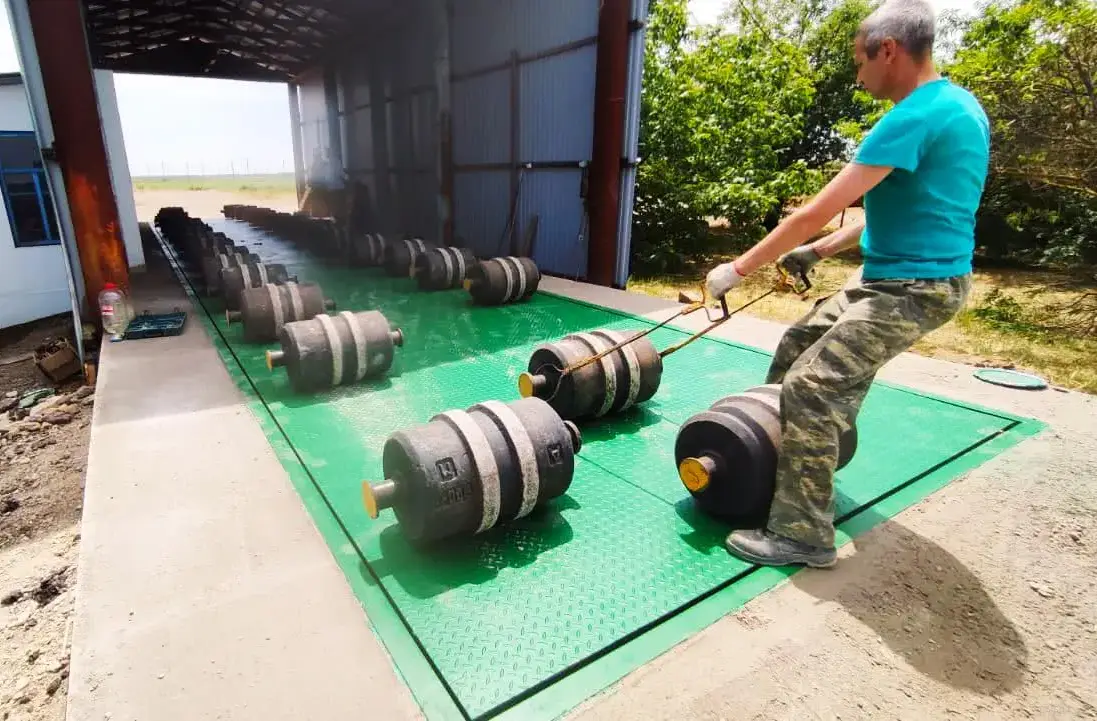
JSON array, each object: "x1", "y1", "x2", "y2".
[
  {"x1": 362, "y1": 482, "x2": 379, "y2": 520},
  {"x1": 462, "y1": 279, "x2": 473, "y2": 291},
  {"x1": 264, "y1": 350, "x2": 274, "y2": 372},
  {"x1": 517, "y1": 372, "x2": 535, "y2": 398},
  {"x1": 679, "y1": 457, "x2": 711, "y2": 492}
]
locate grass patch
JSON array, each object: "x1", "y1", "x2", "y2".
[
  {"x1": 133, "y1": 173, "x2": 296, "y2": 195},
  {"x1": 628, "y1": 253, "x2": 1097, "y2": 394}
]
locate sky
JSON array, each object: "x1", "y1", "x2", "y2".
[{"x1": 0, "y1": 0, "x2": 976, "y2": 178}]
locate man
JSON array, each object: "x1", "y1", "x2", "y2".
[{"x1": 703, "y1": 0, "x2": 990, "y2": 568}]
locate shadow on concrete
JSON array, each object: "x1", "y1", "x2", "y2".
[
  {"x1": 670, "y1": 480, "x2": 1028, "y2": 695},
  {"x1": 790, "y1": 506, "x2": 1029, "y2": 696},
  {"x1": 363, "y1": 497, "x2": 579, "y2": 600}
]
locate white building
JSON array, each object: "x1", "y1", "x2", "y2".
[{"x1": 0, "y1": 70, "x2": 141, "y2": 330}]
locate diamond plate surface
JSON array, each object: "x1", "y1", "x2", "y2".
[{"x1": 179, "y1": 219, "x2": 1023, "y2": 719}]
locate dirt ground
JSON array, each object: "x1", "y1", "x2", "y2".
[{"x1": 0, "y1": 314, "x2": 92, "y2": 721}]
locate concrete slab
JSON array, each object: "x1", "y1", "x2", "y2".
[{"x1": 66, "y1": 243, "x2": 422, "y2": 721}]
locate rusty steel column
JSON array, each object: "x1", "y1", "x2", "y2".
[
  {"x1": 587, "y1": 0, "x2": 630, "y2": 287},
  {"x1": 26, "y1": 0, "x2": 128, "y2": 315}
]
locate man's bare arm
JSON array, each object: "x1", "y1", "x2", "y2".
[{"x1": 812, "y1": 221, "x2": 865, "y2": 258}]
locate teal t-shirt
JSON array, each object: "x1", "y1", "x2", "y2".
[{"x1": 854, "y1": 78, "x2": 990, "y2": 280}]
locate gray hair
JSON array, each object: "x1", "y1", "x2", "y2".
[{"x1": 858, "y1": 0, "x2": 936, "y2": 59}]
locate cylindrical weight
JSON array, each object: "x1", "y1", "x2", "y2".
[
  {"x1": 348, "y1": 233, "x2": 388, "y2": 267},
  {"x1": 464, "y1": 256, "x2": 540, "y2": 305},
  {"x1": 384, "y1": 237, "x2": 434, "y2": 277},
  {"x1": 220, "y1": 262, "x2": 295, "y2": 310},
  {"x1": 362, "y1": 397, "x2": 582, "y2": 544},
  {"x1": 202, "y1": 250, "x2": 259, "y2": 295},
  {"x1": 675, "y1": 384, "x2": 858, "y2": 523},
  {"x1": 225, "y1": 281, "x2": 336, "y2": 343},
  {"x1": 412, "y1": 247, "x2": 477, "y2": 290},
  {"x1": 518, "y1": 330, "x2": 663, "y2": 421},
  {"x1": 266, "y1": 310, "x2": 404, "y2": 393}
]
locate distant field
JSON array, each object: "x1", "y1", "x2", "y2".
[{"x1": 132, "y1": 173, "x2": 296, "y2": 195}]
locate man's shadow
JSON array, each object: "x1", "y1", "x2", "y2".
[{"x1": 788, "y1": 505, "x2": 1029, "y2": 696}]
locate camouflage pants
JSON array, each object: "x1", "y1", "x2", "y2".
[{"x1": 764, "y1": 267, "x2": 973, "y2": 548}]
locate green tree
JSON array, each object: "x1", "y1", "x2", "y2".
[
  {"x1": 790, "y1": 0, "x2": 884, "y2": 166},
  {"x1": 722, "y1": 0, "x2": 884, "y2": 167},
  {"x1": 946, "y1": 0, "x2": 1097, "y2": 266},
  {"x1": 632, "y1": 0, "x2": 821, "y2": 273}
]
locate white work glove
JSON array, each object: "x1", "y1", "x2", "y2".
[
  {"x1": 705, "y1": 262, "x2": 746, "y2": 300},
  {"x1": 778, "y1": 245, "x2": 823, "y2": 278}
]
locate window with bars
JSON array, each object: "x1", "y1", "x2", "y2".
[{"x1": 0, "y1": 131, "x2": 60, "y2": 248}]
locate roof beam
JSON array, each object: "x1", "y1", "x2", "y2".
[{"x1": 80, "y1": 0, "x2": 388, "y2": 81}]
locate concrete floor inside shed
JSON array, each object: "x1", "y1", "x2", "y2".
[{"x1": 65, "y1": 227, "x2": 1097, "y2": 721}]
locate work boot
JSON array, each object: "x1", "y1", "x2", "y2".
[{"x1": 725, "y1": 529, "x2": 837, "y2": 568}]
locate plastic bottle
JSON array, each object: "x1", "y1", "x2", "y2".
[{"x1": 98, "y1": 282, "x2": 133, "y2": 339}]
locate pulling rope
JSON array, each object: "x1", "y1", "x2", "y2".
[{"x1": 554, "y1": 263, "x2": 813, "y2": 378}]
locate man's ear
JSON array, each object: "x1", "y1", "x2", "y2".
[{"x1": 881, "y1": 37, "x2": 898, "y2": 63}]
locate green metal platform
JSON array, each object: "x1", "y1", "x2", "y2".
[{"x1": 160, "y1": 218, "x2": 1044, "y2": 721}]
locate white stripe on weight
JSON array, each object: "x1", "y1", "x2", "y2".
[
  {"x1": 601, "y1": 330, "x2": 642, "y2": 410},
  {"x1": 439, "y1": 248, "x2": 455, "y2": 286},
  {"x1": 453, "y1": 248, "x2": 467, "y2": 287},
  {"x1": 256, "y1": 263, "x2": 269, "y2": 285},
  {"x1": 339, "y1": 311, "x2": 368, "y2": 381},
  {"x1": 284, "y1": 281, "x2": 305, "y2": 320},
  {"x1": 239, "y1": 263, "x2": 253, "y2": 290},
  {"x1": 574, "y1": 333, "x2": 618, "y2": 417},
  {"x1": 218, "y1": 254, "x2": 230, "y2": 269},
  {"x1": 316, "y1": 314, "x2": 344, "y2": 386},
  {"x1": 495, "y1": 257, "x2": 516, "y2": 302},
  {"x1": 437, "y1": 409, "x2": 500, "y2": 533},
  {"x1": 476, "y1": 400, "x2": 540, "y2": 519},
  {"x1": 266, "y1": 283, "x2": 284, "y2": 333},
  {"x1": 508, "y1": 257, "x2": 528, "y2": 300}
]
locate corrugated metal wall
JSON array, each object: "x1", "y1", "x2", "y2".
[
  {"x1": 290, "y1": 0, "x2": 647, "y2": 284},
  {"x1": 328, "y1": 0, "x2": 445, "y2": 238},
  {"x1": 450, "y1": 0, "x2": 598, "y2": 275}
]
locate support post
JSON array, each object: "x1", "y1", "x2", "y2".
[
  {"x1": 25, "y1": 0, "x2": 128, "y2": 315},
  {"x1": 587, "y1": 0, "x2": 630, "y2": 287},
  {"x1": 440, "y1": 0, "x2": 455, "y2": 247},
  {"x1": 508, "y1": 49, "x2": 520, "y2": 255},
  {"x1": 288, "y1": 83, "x2": 306, "y2": 205}
]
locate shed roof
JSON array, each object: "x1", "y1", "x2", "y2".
[{"x1": 81, "y1": 0, "x2": 388, "y2": 82}]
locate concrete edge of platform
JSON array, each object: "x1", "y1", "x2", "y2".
[{"x1": 65, "y1": 242, "x2": 424, "y2": 721}]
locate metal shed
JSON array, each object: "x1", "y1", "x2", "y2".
[{"x1": 5, "y1": 0, "x2": 650, "y2": 318}]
